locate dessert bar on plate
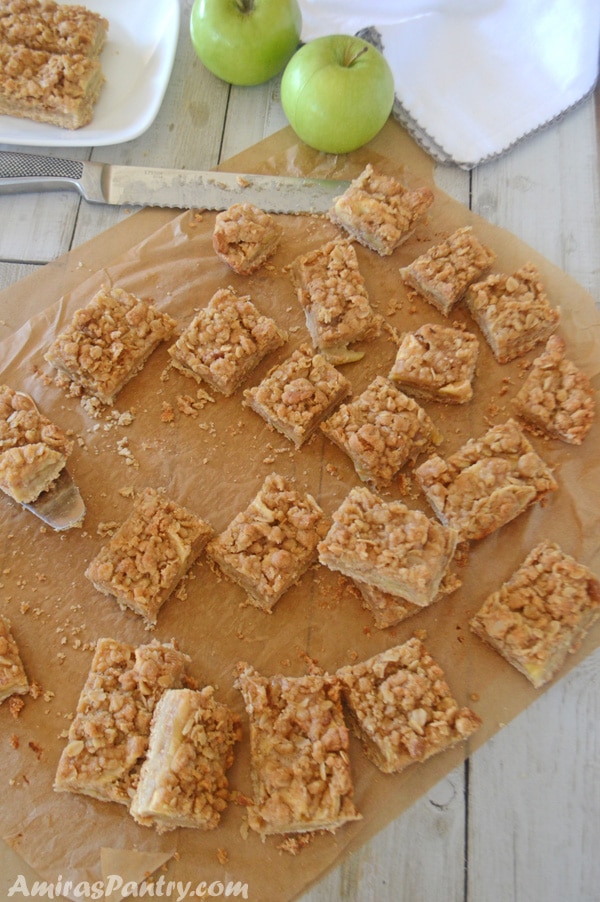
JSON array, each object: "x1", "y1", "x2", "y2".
[
  {"x1": 235, "y1": 662, "x2": 361, "y2": 836},
  {"x1": 329, "y1": 163, "x2": 434, "y2": 256},
  {"x1": 289, "y1": 239, "x2": 382, "y2": 364},
  {"x1": 337, "y1": 638, "x2": 481, "y2": 773},
  {"x1": 0, "y1": 0, "x2": 109, "y2": 58},
  {"x1": 244, "y1": 343, "x2": 351, "y2": 448},
  {"x1": 168, "y1": 287, "x2": 286, "y2": 397},
  {"x1": 320, "y1": 374, "x2": 441, "y2": 487},
  {"x1": 130, "y1": 686, "x2": 241, "y2": 833},
  {"x1": 212, "y1": 203, "x2": 282, "y2": 275},
  {"x1": 0, "y1": 384, "x2": 73, "y2": 504},
  {"x1": 85, "y1": 488, "x2": 213, "y2": 626},
  {"x1": 318, "y1": 485, "x2": 458, "y2": 607},
  {"x1": 0, "y1": 615, "x2": 29, "y2": 704},
  {"x1": 389, "y1": 323, "x2": 480, "y2": 404},
  {"x1": 399, "y1": 225, "x2": 496, "y2": 315},
  {"x1": 470, "y1": 541, "x2": 600, "y2": 688},
  {"x1": 465, "y1": 262, "x2": 560, "y2": 363},
  {"x1": 415, "y1": 419, "x2": 558, "y2": 542},
  {"x1": 512, "y1": 334, "x2": 596, "y2": 444},
  {"x1": 54, "y1": 638, "x2": 190, "y2": 805},
  {"x1": 207, "y1": 472, "x2": 329, "y2": 612},
  {"x1": 45, "y1": 286, "x2": 176, "y2": 404}
]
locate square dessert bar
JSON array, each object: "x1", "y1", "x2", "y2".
[
  {"x1": 235, "y1": 662, "x2": 361, "y2": 836},
  {"x1": 389, "y1": 323, "x2": 480, "y2": 404},
  {"x1": 513, "y1": 334, "x2": 595, "y2": 445},
  {"x1": 399, "y1": 226, "x2": 496, "y2": 315},
  {"x1": 470, "y1": 541, "x2": 600, "y2": 688},
  {"x1": 352, "y1": 568, "x2": 461, "y2": 630},
  {"x1": 0, "y1": 615, "x2": 29, "y2": 704},
  {"x1": 54, "y1": 638, "x2": 190, "y2": 806},
  {"x1": 289, "y1": 239, "x2": 382, "y2": 364},
  {"x1": 244, "y1": 344, "x2": 351, "y2": 448},
  {"x1": 207, "y1": 472, "x2": 329, "y2": 612},
  {"x1": 318, "y1": 485, "x2": 458, "y2": 607},
  {"x1": 212, "y1": 203, "x2": 283, "y2": 275},
  {"x1": 336, "y1": 638, "x2": 481, "y2": 773},
  {"x1": 168, "y1": 287, "x2": 286, "y2": 396},
  {"x1": 0, "y1": 384, "x2": 73, "y2": 504},
  {"x1": 329, "y1": 163, "x2": 434, "y2": 256},
  {"x1": 130, "y1": 687, "x2": 241, "y2": 833},
  {"x1": 0, "y1": 0, "x2": 109, "y2": 57},
  {"x1": 415, "y1": 418, "x2": 558, "y2": 542},
  {"x1": 85, "y1": 488, "x2": 213, "y2": 626},
  {"x1": 465, "y1": 262, "x2": 560, "y2": 363},
  {"x1": 320, "y1": 375, "x2": 441, "y2": 487},
  {"x1": 45, "y1": 286, "x2": 176, "y2": 404}
]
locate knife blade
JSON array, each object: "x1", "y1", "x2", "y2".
[{"x1": 0, "y1": 150, "x2": 350, "y2": 214}]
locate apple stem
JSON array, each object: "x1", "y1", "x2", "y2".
[
  {"x1": 346, "y1": 45, "x2": 369, "y2": 67},
  {"x1": 235, "y1": 0, "x2": 254, "y2": 12}
]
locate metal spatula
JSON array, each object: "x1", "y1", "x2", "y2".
[{"x1": 22, "y1": 466, "x2": 86, "y2": 530}]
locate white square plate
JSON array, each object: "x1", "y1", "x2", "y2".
[{"x1": 0, "y1": 0, "x2": 180, "y2": 147}]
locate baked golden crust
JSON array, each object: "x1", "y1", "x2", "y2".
[
  {"x1": 85, "y1": 488, "x2": 213, "y2": 626},
  {"x1": 212, "y1": 203, "x2": 282, "y2": 275},
  {"x1": 318, "y1": 485, "x2": 458, "y2": 607},
  {"x1": 243, "y1": 344, "x2": 352, "y2": 448},
  {"x1": 329, "y1": 163, "x2": 434, "y2": 256},
  {"x1": 130, "y1": 687, "x2": 241, "y2": 833},
  {"x1": 465, "y1": 262, "x2": 560, "y2": 363},
  {"x1": 54, "y1": 638, "x2": 190, "y2": 805},
  {"x1": 0, "y1": 384, "x2": 73, "y2": 504},
  {"x1": 416, "y1": 419, "x2": 558, "y2": 542},
  {"x1": 470, "y1": 541, "x2": 600, "y2": 688},
  {"x1": 168, "y1": 287, "x2": 286, "y2": 397},
  {"x1": 289, "y1": 239, "x2": 382, "y2": 364},
  {"x1": 400, "y1": 226, "x2": 496, "y2": 315},
  {"x1": 0, "y1": 0, "x2": 108, "y2": 57},
  {"x1": 207, "y1": 473, "x2": 329, "y2": 612},
  {"x1": 45, "y1": 286, "x2": 176, "y2": 404},
  {"x1": 389, "y1": 323, "x2": 480, "y2": 404},
  {"x1": 0, "y1": 615, "x2": 29, "y2": 704},
  {"x1": 352, "y1": 569, "x2": 462, "y2": 630},
  {"x1": 512, "y1": 334, "x2": 596, "y2": 445},
  {"x1": 337, "y1": 638, "x2": 481, "y2": 773},
  {"x1": 320, "y1": 375, "x2": 442, "y2": 487},
  {"x1": 235, "y1": 662, "x2": 361, "y2": 836}
]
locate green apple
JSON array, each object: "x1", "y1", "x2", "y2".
[
  {"x1": 190, "y1": 0, "x2": 302, "y2": 87},
  {"x1": 281, "y1": 34, "x2": 395, "y2": 154}
]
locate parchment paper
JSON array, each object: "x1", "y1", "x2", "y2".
[{"x1": 1, "y1": 121, "x2": 599, "y2": 902}]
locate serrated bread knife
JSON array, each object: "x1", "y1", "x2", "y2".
[{"x1": 0, "y1": 150, "x2": 350, "y2": 214}]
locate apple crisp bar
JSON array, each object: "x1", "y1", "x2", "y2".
[
  {"x1": 352, "y1": 569, "x2": 461, "y2": 630},
  {"x1": 389, "y1": 323, "x2": 480, "y2": 404},
  {"x1": 235, "y1": 662, "x2": 361, "y2": 836},
  {"x1": 399, "y1": 226, "x2": 496, "y2": 315},
  {"x1": 289, "y1": 239, "x2": 382, "y2": 364},
  {"x1": 207, "y1": 472, "x2": 329, "y2": 612},
  {"x1": 243, "y1": 344, "x2": 351, "y2": 448},
  {"x1": 0, "y1": 384, "x2": 73, "y2": 504},
  {"x1": 318, "y1": 486, "x2": 458, "y2": 607},
  {"x1": 0, "y1": 42, "x2": 104, "y2": 129},
  {"x1": 45, "y1": 286, "x2": 176, "y2": 404},
  {"x1": 512, "y1": 334, "x2": 595, "y2": 445},
  {"x1": 465, "y1": 262, "x2": 560, "y2": 363},
  {"x1": 336, "y1": 638, "x2": 481, "y2": 773},
  {"x1": 415, "y1": 418, "x2": 558, "y2": 542},
  {"x1": 328, "y1": 163, "x2": 434, "y2": 256},
  {"x1": 212, "y1": 203, "x2": 282, "y2": 274},
  {"x1": 85, "y1": 488, "x2": 213, "y2": 626},
  {"x1": 130, "y1": 687, "x2": 241, "y2": 833},
  {"x1": 0, "y1": 0, "x2": 109, "y2": 58},
  {"x1": 168, "y1": 287, "x2": 286, "y2": 397},
  {"x1": 54, "y1": 637, "x2": 190, "y2": 806},
  {"x1": 320, "y1": 375, "x2": 441, "y2": 487},
  {"x1": 0, "y1": 615, "x2": 29, "y2": 704},
  {"x1": 470, "y1": 541, "x2": 600, "y2": 688}
]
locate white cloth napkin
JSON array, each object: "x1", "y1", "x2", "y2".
[{"x1": 297, "y1": 0, "x2": 600, "y2": 168}]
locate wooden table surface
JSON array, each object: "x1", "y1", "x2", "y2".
[{"x1": 1, "y1": 3, "x2": 599, "y2": 900}]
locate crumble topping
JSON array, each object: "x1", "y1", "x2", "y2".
[
  {"x1": 0, "y1": 0, "x2": 108, "y2": 57},
  {"x1": 212, "y1": 203, "x2": 283, "y2": 274},
  {"x1": 0, "y1": 615, "x2": 29, "y2": 704},
  {"x1": 389, "y1": 323, "x2": 480, "y2": 404}
]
